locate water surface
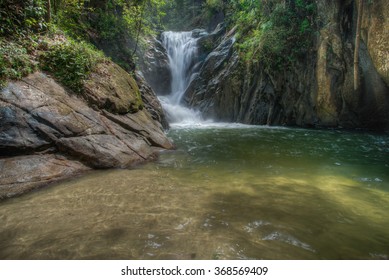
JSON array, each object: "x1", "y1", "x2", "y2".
[{"x1": 1, "y1": 125, "x2": 389, "y2": 259}]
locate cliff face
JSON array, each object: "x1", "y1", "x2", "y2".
[
  {"x1": 185, "y1": 0, "x2": 389, "y2": 130},
  {"x1": 138, "y1": 36, "x2": 172, "y2": 96},
  {"x1": 0, "y1": 61, "x2": 173, "y2": 199}
]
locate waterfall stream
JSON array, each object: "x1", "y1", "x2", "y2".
[{"x1": 158, "y1": 31, "x2": 203, "y2": 125}]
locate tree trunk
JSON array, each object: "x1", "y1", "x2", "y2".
[
  {"x1": 131, "y1": 4, "x2": 145, "y2": 58},
  {"x1": 354, "y1": 0, "x2": 363, "y2": 91},
  {"x1": 46, "y1": 0, "x2": 51, "y2": 22}
]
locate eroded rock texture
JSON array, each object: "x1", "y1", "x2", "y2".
[{"x1": 0, "y1": 62, "x2": 173, "y2": 199}]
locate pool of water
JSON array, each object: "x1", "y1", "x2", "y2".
[{"x1": 1, "y1": 124, "x2": 389, "y2": 259}]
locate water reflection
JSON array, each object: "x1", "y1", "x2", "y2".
[{"x1": 0, "y1": 126, "x2": 388, "y2": 259}]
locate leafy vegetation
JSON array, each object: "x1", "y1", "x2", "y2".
[
  {"x1": 49, "y1": 0, "x2": 169, "y2": 71},
  {"x1": 0, "y1": 39, "x2": 37, "y2": 87},
  {"x1": 162, "y1": 0, "x2": 205, "y2": 30},
  {"x1": 0, "y1": 0, "x2": 169, "y2": 90},
  {"x1": 0, "y1": 0, "x2": 108, "y2": 92},
  {"x1": 50, "y1": 0, "x2": 167, "y2": 41},
  {"x1": 198, "y1": 0, "x2": 317, "y2": 71},
  {"x1": 229, "y1": 0, "x2": 317, "y2": 71},
  {"x1": 40, "y1": 38, "x2": 106, "y2": 93},
  {"x1": 0, "y1": 0, "x2": 48, "y2": 37},
  {"x1": 1, "y1": 0, "x2": 318, "y2": 89}
]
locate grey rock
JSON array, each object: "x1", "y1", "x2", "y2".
[
  {"x1": 0, "y1": 155, "x2": 90, "y2": 200},
  {"x1": 0, "y1": 66, "x2": 173, "y2": 199}
]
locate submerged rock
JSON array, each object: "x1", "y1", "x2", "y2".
[
  {"x1": 0, "y1": 155, "x2": 90, "y2": 200},
  {"x1": 0, "y1": 62, "x2": 173, "y2": 199}
]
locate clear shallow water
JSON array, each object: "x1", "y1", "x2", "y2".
[{"x1": 1, "y1": 125, "x2": 389, "y2": 259}]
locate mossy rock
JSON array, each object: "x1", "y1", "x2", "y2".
[
  {"x1": 198, "y1": 36, "x2": 215, "y2": 53},
  {"x1": 83, "y1": 61, "x2": 143, "y2": 114}
]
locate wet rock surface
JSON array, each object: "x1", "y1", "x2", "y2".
[
  {"x1": 0, "y1": 63, "x2": 173, "y2": 199},
  {"x1": 0, "y1": 155, "x2": 90, "y2": 200},
  {"x1": 138, "y1": 36, "x2": 172, "y2": 96}
]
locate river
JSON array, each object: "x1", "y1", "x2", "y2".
[{"x1": 0, "y1": 124, "x2": 388, "y2": 259}]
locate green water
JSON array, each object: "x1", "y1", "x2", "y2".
[{"x1": 1, "y1": 124, "x2": 389, "y2": 259}]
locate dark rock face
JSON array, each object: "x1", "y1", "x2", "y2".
[
  {"x1": 185, "y1": 0, "x2": 389, "y2": 130},
  {"x1": 185, "y1": 32, "x2": 238, "y2": 120},
  {"x1": 0, "y1": 63, "x2": 173, "y2": 199},
  {"x1": 138, "y1": 36, "x2": 172, "y2": 96}
]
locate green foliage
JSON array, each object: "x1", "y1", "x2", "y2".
[
  {"x1": 161, "y1": 0, "x2": 205, "y2": 30},
  {"x1": 93, "y1": 10, "x2": 125, "y2": 40},
  {"x1": 205, "y1": 0, "x2": 224, "y2": 11},
  {"x1": 229, "y1": 0, "x2": 261, "y2": 28},
  {"x1": 54, "y1": 0, "x2": 92, "y2": 39},
  {"x1": 0, "y1": 39, "x2": 37, "y2": 88},
  {"x1": 0, "y1": 0, "x2": 47, "y2": 37},
  {"x1": 237, "y1": 28, "x2": 262, "y2": 62},
  {"x1": 234, "y1": 0, "x2": 317, "y2": 71},
  {"x1": 1, "y1": 0, "x2": 165, "y2": 90},
  {"x1": 40, "y1": 39, "x2": 106, "y2": 93},
  {"x1": 83, "y1": 0, "x2": 167, "y2": 41}
]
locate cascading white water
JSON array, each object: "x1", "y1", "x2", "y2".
[
  {"x1": 162, "y1": 31, "x2": 197, "y2": 104},
  {"x1": 159, "y1": 31, "x2": 203, "y2": 125}
]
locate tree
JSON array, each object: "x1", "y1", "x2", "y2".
[
  {"x1": 46, "y1": 0, "x2": 52, "y2": 22},
  {"x1": 354, "y1": 0, "x2": 363, "y2": 91}
]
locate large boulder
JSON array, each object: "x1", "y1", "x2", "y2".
[
  {"x1": 83, "y1": 62, "x2": 143, "y2": 114},
  {"x1": 0, "y1": 62, "x2": 173, "y2": 199},
  {"x1": 135, "y1": 71, "x2": 169, "y2": 129}
]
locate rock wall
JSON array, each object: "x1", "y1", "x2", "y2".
[
  {"x1": 185, "y1": 0, "x2": 389, "y2": 130},
  {"x1": 138, "y1": 36, "x2": 172, "y2": 96},
  {"x1": 0, "y1": 61, "x2": 173, "y2": 199}
]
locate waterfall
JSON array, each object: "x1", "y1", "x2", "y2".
[{"x1": 159, "y1": 31, "x2": 203, "y2": 125}]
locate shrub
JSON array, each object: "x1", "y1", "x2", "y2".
[
  {"x1": 236, "y1": 0, "x2": 317, "y2": 71},
  {"x1": 0, "y1": 39, "x2": 37, "y2": 88},
  {"x1": 40, "y1": 39, "x2": 106, "y2": 93},
  {"x1": 0, "y1": 0, "x2": 47, "y2": 37}
]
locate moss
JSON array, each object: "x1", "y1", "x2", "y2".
[
  {"x1": 83, "y1": 62, "x2": 143, "y2": 114},
  {"x1": 198, "y1": 36, "x2": 216, "y2": 53},
  {"x1": 126, "y1": 72, "x2": 144, "y2": 113}
]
